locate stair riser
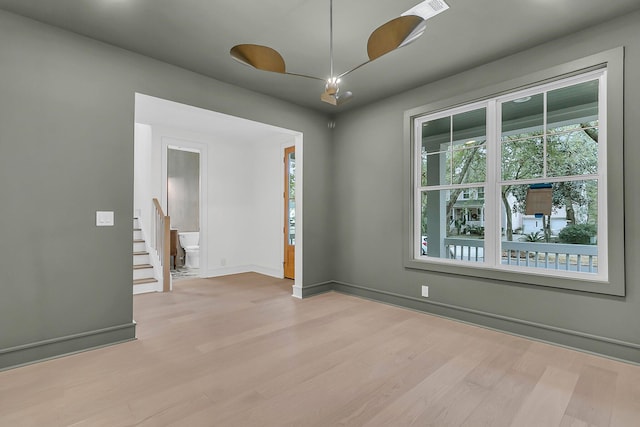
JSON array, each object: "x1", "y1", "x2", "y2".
[
  {"x1": 133, "y1": 282, "x2": 160, "y2": 294},
  {"x1": 134, "y1": 254, "x2": 151, "y2": 265},
  {"x1": 133, "y1": 230, "x2": 143, "y2": 240},
  {"x1": 133, "y1": 268, "x2": 155, "y2": 281},
  {"x1": 133, "y1": 241, "x2": 146, "y2": 252}
]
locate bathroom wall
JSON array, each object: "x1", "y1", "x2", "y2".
[{"x1": 167, "y1": 148, "x2": 200, "y2": 233}]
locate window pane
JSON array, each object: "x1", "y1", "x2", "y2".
[
  {"x1": 288, "y1": 199, "x2": 295, "y2": 245},
  {"x1": 288, "y1": 151, "x2": 295, "y2": 197},
  {"x1": 547, "y1": 130, "x2": 598, "y2": 177},
  {"x1": 547, "y1": 80, "x2": 599, "y2": 134},
  {"x1": 421, "y1": 116, "x2": 450, "y2": 154},
  {"x1": 501, "y1": 137, "x2": 544, "y2": 180},
  {"x1": 421, "y1": 188, "x2": 485, "y2": 262},
  {"x1": 500, "y1": 180, "x2": 598, "y2": 273},
  {"x1": 502, "y1": 93, "x2": 544, "y2": 137}
]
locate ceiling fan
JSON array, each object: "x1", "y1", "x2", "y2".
[{"x1": 230, "y1": 0, "x2": 448, "y2": 106}]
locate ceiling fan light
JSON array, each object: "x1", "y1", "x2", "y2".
[
  {"x1": 367, "y1": 15, "x2": 426, "y2": 61},
  {"x1": 320, "y1": 91, "x2": 338, "y2": 105},
  {"x1": 336, "y1": 91, "x2": 353, "y2": 105},
  {"x1": 230, "y1": 44, "x2": 286, "y2": 74}
]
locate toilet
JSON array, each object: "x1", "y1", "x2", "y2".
[{"x1": 178, "y1": 231, "x2": 200, "y2": 269}]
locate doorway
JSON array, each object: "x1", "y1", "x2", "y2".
[
  {"x1": 284, "y1": 146, "x2": 295, "y2": 279},
  {"x1": 134, "y1": 93, "x2": 304, "y2": 295},
  {"x1": 167, "y1": 146, "x2": 202, "y2": 280}
]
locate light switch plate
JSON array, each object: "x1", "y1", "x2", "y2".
[{"x1": 96, "y1": 211, "x2": 114, "y2": 226}]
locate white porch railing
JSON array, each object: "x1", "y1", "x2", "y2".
[
  {"x1": 443, "y1": 238, "x2": 598, "y2": 273},
  {"x1": 445, "y1": 238, "x2": 485, "y2": 262}
]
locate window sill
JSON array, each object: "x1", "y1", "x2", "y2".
[{"x1": 405, "y1": 256, "x2": 622, "y2": 296}]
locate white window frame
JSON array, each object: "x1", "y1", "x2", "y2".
[
  {"x1": 414, "y1": 70, "x2": 606, "y2": 278},
  {"x1": 404, "y1": 53, "x2": 624, "y2": 295}
]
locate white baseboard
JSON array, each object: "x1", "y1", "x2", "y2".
[
  {"x1": 206, "y1": 264, "x2": 283, "y2": 279},
  {"x1": 251, "y1": 265, "x2": 283, "y2": 279},
  {"x1": 292, "y1": 285, "x2": 303, "y2": 299}
]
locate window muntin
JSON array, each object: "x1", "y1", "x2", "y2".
[{"x1": 414, "y1": 70, "x2": 607, "y2": 281}]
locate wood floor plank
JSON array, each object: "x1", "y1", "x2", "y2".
[
  {"x1": 509, "y1": 366, "x2": 580, "y2": 427},
  {"x1": 610, "y1": 365, "x2": 640, "y2": 427},
  {"x1": 563, "y1": 364, "x2": 617, "y2": 426},
  {"x1": 0, "y1": 272, "x2": 639, "y2": 427},
  {"x1": 361, "y1": 344, "x2": 495, "y2": 426}
]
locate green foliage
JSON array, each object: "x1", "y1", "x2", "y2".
[
  {"x1": 558, "y1": 223, "x2": 597, "y2": 244},
  {"x1": 521, "y1": 231, "x2": 545, "y2": 242},
  {"x1": 504, "y1": 127, "x2": 598, "y2": 217}
]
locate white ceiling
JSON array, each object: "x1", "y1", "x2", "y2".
[
  {"x1": 1, "y1": 0, "x2": 639, "y2": 113},
  {"x1": 135, "y1": 93, "x2": 298, "y2": 144}
]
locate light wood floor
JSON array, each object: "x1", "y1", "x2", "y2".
[{"x1": 1, "y1": 273, "x2": 639, "y2": 426}]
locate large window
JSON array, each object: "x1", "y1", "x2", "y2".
[{"x1": 413, "y1": 70, "x2": 608, "y2": 283}]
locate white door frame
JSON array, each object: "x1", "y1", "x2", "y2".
[
  {"x1": 290, "y1": 132, "x2": 303, "y2": 298},
  {"x1": 161, "y1": 137, "x2": 208, "y2": 279}
]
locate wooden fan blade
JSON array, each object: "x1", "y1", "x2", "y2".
[
  {"x1": 230, "y1": 44, "x2": 286, "y2": 73},
  {"x1": 367, "y1": 15, "x2": 426, "y2": 61}
]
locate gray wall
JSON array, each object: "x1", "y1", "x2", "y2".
[
  {"x1": 331, "y1": 10, "x2": 640, "y2": 362},
  {"x1": 167, "y1": 148, "x2": 200, "y2": 233},
  {"x1": 0, "y1": 10, "x2": 333, "y2": 369}
]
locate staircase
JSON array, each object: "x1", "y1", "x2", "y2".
[{"x1": 133, "y1": 217, "x2": 159, "y2": 294}]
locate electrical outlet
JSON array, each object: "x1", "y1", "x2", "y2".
[{"x1": 421, "y1": 285, "x2": 429, "y2": 298}]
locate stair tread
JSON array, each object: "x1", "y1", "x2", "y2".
[
  {"x1": 133, "y1": 251, "x2": 149, "y2": 256},
  {"x1": 134, "y1": 264, "x2": 153, "y2": 270},
  {"x1": 134, "y1": 278, "x2": 157, "y2": 285},
  {"x1": 133, "y1": 239, "x2": 145, "y2": 243},
  {"x1": 134, "y1": 228, "x2": 142, "y2": 231}
]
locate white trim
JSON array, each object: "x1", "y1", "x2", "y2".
[
  {"x1": 294, "y1": 132, "x2": 303, "y2": 293},
  {"x1": 484, "y1": 99, "x2": 499, "y2": 266},
  {"x1": 596, "y1": 71, "x2": 609, "y2": 281},
  {"x1": 292, "y1": 285, "x2": 303, "y2": 299}
]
